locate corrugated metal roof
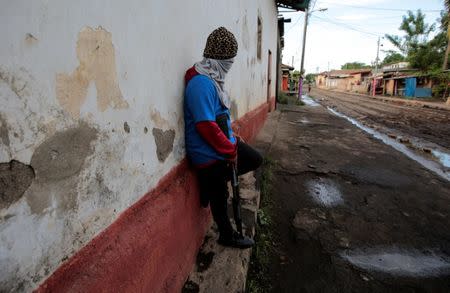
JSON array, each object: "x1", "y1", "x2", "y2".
[
  {"x1": 329, "y1": 69, "x2": 372, "y2": 75},
  {"x1": 317, "y1": 69, "x2": 372, "y2": 77},
  {"x1": 281, "y1": 64, "x2": 295, "y2": 70},
  {"x1": 277, "y1": 0, "x2": 310, "y2": 11}
]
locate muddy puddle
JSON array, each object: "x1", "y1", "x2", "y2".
[
  {"x1": 325, "y1": 106, "x2": 450, "y2": 181},
  {"x1": 302, "y1": 95, "x2": 320, "y2": 107},
  {"x1": 306, "y1": 178, "x2": 343, "y2": 207},
  {"x1": 341, "y1": 248, "x2": 450, "y2": 277}
]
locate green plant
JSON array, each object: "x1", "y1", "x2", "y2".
[
  {"x1": 278, "y1": 92, "x2": 306, "y2": 106},
  {"x1": 277, "y1": 92, "x2": 289, "y2": 104},
  {"x1": 296, "y1": 99, "x2": 305, "y2": 106},
  {"x1": 385, "y1": 10, "x2": 447, "y2": 72},
  {"x1": 246, "y1": 157, "x2": 275, "y2": 293},
  {"x1": 341, "y1": 62, "x2": 372, "y2": 70},
  {"x1": 429, "y1": 69, "x2": 450, "y2": 99}
]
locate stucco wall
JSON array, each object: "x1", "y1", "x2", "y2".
[{"x1": 0, "y1": 0, "x2": 278, "y2": 291}]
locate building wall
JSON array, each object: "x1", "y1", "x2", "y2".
[
  {"x1": 0, "y1": 0, "x2": 278, "y2": 291},
  {"x1": 316, "y1": 75, "x2": 327, "y2": 88},
  {"x1": 282, "y1": 74, "x2": 289, "y2": 91},
  {"x1": 352, "y1": 84, "x2": 369, "y2": 94},
  {"x1": 385, "y1": 79, "x2": 395, "y2": 96},
  {"x1": 326, "y1": 78, "x2": 348, "y2": 90}
]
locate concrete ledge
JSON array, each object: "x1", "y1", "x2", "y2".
[{"x1": 182, "y1": 172, "x2": 260, "y2": 293}]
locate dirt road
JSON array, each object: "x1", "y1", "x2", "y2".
[
  {"x1": 310, "y1": 88, "x2": 450, "y2": 150},
  {"x1": 250, "y1": 97, "x2": 450, "y2": 292}
]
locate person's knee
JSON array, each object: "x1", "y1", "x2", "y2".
[{"x1": 254, "y1": 151, "x2": 263, "y2": 169}]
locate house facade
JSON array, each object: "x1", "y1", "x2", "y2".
[
  {"x1": 316, "y1": 69, "x2": 371, "y2": 93},
  {"x1": 281, "y1": 63, "x2": 294, "y2": 92},
  {"x1": 0, "y1": 1, "x2": 287, "y2": 291}
]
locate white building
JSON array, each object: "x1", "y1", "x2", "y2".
[
  {"x1": 382, "y1": 61, "x2": 410, "y2": 71},
  {"x1": 0, "y1": 0, "x2": 305, "y2": 291}
]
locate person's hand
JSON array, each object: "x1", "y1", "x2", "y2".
[
  {"x1": 225, "y1": 142, "x2": 238, "y2": 163},
  {"x1": 234, "y1": 134, "x2": 245, "y2": 143}
]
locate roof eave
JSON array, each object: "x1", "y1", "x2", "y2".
[{"x1": 276, "y1": 1, "x2": 310, "y2": 11}]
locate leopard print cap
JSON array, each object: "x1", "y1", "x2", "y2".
[{"x1": 203, "y1": 27, "x2": 238, "y2": 60}]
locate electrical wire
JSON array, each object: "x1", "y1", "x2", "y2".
[
  {"x1": 317, "y1": 2, "x2": 442, "y2": 13},
  {"x1": 284, "y1": 14, "x2": 302, "y2": 34},
  {"x1": 311, "y1": 14, "x2": 382, "y2": 37},
  {"x1": 310, "y1": 0, "x2": 318, "y2": 12},
  {"x1": 316, "y1": 16, "x2": 397, "y2": 33}
]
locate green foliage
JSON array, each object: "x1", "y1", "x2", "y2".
[
  {"x1": 408, "y1": 31, "x2": 447, "y2": 71},
  {"x1": 386, "y1": 10, "x2": 435, "y2": 55},
  {"x1": 247, "y1": 157, "x2": 275, "y2": 293},
  {"x1": 381, "y1": 51, "x2": 406, "y2": 65},
  {"x1": 305, "y1": 73, "x2": 316, "y2": 84},
  {"x1": 385, "y1": 9, "x2": 447, "y2": 72},
  {"x1": 277, "y1": 92, "x2": 289, "y2": 104},
  {"x1": 429, "y1": 69, "x2": 450, "y2": 99},
  {"x1": 277, "y1": 92, "x2": 305, "y2": 106},
  {"x1": 340, "y1": 62, "x2": 371, "y2": 70},
  {"x1": 296, "y1": 99, "x2": 305, "y2": 106}
]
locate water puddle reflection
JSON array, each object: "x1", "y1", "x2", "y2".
[
  {"x1": 341, "y1": 248, "x2": 450, "y2": 277},
  {"x1": 327, "y1": 107, "x2": 450, "y2": 182},
  {"x1": 306, "y1": 178, "x2": 343, "y2": 207},
  {"x1": 301, "y1": 95, "x2": 320, "y2": 107}
]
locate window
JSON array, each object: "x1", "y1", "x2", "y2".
[{"x1": 257, "y1": 17, "x2": 262, "y2": 60}]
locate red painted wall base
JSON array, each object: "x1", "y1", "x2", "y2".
[
  {"x1": 268, "y1": 96, "x2": 276, "y2": 112},
  {"x1": 37, "y1": 100, "x2": 271, "y2": 293}
]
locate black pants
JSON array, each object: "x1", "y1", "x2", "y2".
[{"x1": 197, "y1": 141, "x2": 263, "y2": 239}]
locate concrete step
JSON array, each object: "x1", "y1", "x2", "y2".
[{"x1": 182, "y1": 172, "x2": 260, "y2": 293}]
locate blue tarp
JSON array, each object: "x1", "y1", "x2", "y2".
[
  {"x1": 415, "y1": 87, "x2": 432, "y2": 98},
  {"x1": 405, "y1": 78, "x2": 416, "y2": 98}
]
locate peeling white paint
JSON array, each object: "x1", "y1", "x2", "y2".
[
  {"x1": 0, "y1": 0, "x2": 278, "y2": 291},
  {"x1": 341, "y1": 248, "x2": 450, "y2": 277}
]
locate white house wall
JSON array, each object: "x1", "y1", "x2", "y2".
[{"x1": 0, "y1": 0, "x2": 278, "y2": 291}]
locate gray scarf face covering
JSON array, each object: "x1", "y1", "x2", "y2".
[{"x1": 194, "y1": 58, "x2": 234, "y2": 109}]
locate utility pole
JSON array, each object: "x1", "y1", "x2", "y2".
[
  {"x1": 373, "y1": 37, "x2": 382, "y2": 96},
  {"x1": 298, "y1": 7, "x2": 309, "y2": 99},
  {"x1": 375, "y1": 37, "x2": 381, "y2": 72},
  {"x1": 291, "y1": 56, "x2": 294, "y2": 67}
]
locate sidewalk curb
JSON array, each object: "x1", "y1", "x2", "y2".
[{"x1": 182, "y1": 172, "x2": 260, "y2": 293}]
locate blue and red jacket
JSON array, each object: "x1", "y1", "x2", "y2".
[{"x1": 184, "y1": 67, "x2": 237, "y2": 167}]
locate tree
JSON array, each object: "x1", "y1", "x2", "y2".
[
  {"x1": 385, "y1": 10, "x2": 445, "y2": 72},
  {"x1": 381, "y1": 51, "x2": 406, "y2": 65},
  {"x1": 443, "y1": 0, "x2": 450, "y2": 69},
  {"x1": 385, "y1": 10, "x2": 435, "y2": 56},
  {"x1": 408, "y1": 31, "x2": 447, "y2": 71},
  {"x1": 340, "y1": 62, "x2": 371, "y2": 70},
  {"x1": 305, "y1": 73, "x2": 316, "y2": 84}
]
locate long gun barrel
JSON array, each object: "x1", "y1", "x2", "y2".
[
  {"x1": 231, "y1": 160, "x2": 243, "y2": 235},
  {"x1": 216, "y1": 114, "x2": 243, "y2": 236}
]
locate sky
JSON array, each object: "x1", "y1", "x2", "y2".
[{"x1": 279, "y1": 0, "x2": 445, "y2": 74}]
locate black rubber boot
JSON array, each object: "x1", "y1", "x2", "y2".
[{"x1": 218, "y1": 232, "x2": 255, "y2": 249}]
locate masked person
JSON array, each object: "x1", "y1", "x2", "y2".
[{"x1": 184, "y1": 27, "x2": 263, "y2": 248}]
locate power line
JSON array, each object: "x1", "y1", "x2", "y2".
[
  {"x1": 285, "y1": 14, "x2": 302, "y2": 34},
  {"x1": 283, "y1": 1, "x2": 317, "y2": 35},
  {"x1": 311, "y1": 14, "x2": 382, "y2": 37},
  {"x1": 317, "y1": 2, "x2": 442, "y2": 13},
  {"x1": 310, "y1": 0, "x2": 318, "y2": 12}
]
